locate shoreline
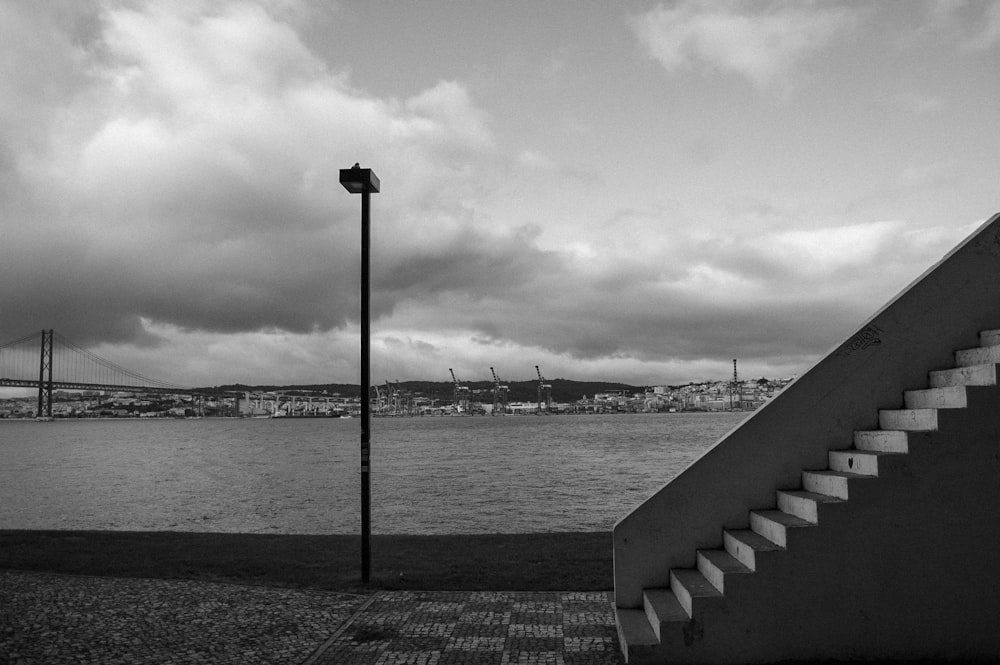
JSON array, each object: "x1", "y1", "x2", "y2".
[
  {"x1": 0, "y1": 409, "x2": 749, "y2": 420},
  {"x1": 0, "y1": 529, "x2": 613, "y2": 593}
]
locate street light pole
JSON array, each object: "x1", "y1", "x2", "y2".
[
  {"x1": 339, "y1": 164, "x2": 380, "y2": 584},
  {"x1": 360, "y1": 184, "x2": 372, "y2": 584}
]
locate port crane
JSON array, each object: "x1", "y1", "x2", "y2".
[
  {"x1": 449, "y1": 368, "x2": 471, "y2": 414},
  {"x1": 535, "y1": 365, "x2": 552, "y2": 413},
  {"x1": 382, "y1": 380, "x2": 413, "y2": 416},
  {"x1": 398, "y1": 380, "x2": 414, "y2": 416},
  {"x1": 490, "y1": 367, "x2": 509, "y2": 416}
]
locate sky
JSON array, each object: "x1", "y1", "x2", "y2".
[{"x1": 1, "y1": 0, "x2": 998, "y2": 391}]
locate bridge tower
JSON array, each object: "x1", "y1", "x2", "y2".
[{"x1": 36, "y1": 329, "x2": 54, "y2": 420}]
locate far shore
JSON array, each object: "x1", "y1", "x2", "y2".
[{"x1": 0, "y1": 530, "x2": 612, "y2": 593}]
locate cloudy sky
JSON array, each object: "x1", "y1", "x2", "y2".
[{"x1": 1, "y1": 1, "x2": 998, "y2": 391}]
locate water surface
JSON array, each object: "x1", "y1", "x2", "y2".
[{"x1": 0, "y1": 412, "x2": 747, "y2": 534}]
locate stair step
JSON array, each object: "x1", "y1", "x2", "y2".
[
  {"x1": 878, "y1": 408, "x2": 938, "y2": 431},
  {"x1": 642, "y1": 588, "x2": 688, "y2": 640},
  {"x1": 670, "y1": 568, "x2": 722, "y2": 616},
  {"x1": 616, "y1": 607, "x2": 660, "y2": 653},
  {"x1": 723, "y1": 529, "x2": 783, "y2": 571},
  {"x1": 776, "y1": 489, "x2": 843, "y2": 522},
  {"x1": 956, "y1": 345, "x2": 1000, "y2": 366},
  {"x1": 853, "y1": 429, "x2": 908, "y2": 453},
  {"x1": 616, "y1": 327, "x2": 1000, "y2": 662},
  {"x1": 981, "y1": 330, "x2": 1000, "y2": 347},
  {"x1": 828, "y1": 450, "x2": 887, "y2": 476},
  {"x1": 929, "y1": 363, "x2": 998, "y2": 387},
  {"x1": 802, "y1": 469, "x2": 871, "y2": 500},
  {"x1": 904, "y1": 385, "x2": 967, "y2": 409},
  {"x1": 697, "y1": 549, "x2": 752, "y2": 593},
  {"x1": 749, "y1": 509, "x2": 813, "y2": 547}
]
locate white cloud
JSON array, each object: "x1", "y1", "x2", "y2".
[
  {"x1": 894, "y1": 92, "x2": 945, "y2": 115},
  {"x1": 630, "y1": 1, "x2": 858, "y2": 89},
  {"x1": 922, "y1": 0, "x2": 969, "y2": 29},
  {"x1": 898, "y1": 160, "x2": 959, "y2": 189},
  {"x1": 965, "y1": 0, "x2": 1000, "y2": 50},
  {"x1": 517, "y1": 150, "x2": 556, "y2": 170},
  {"x1": 2, "y1": 1, "x2": 503, "y2": 351},
  {"x1": 909, "y1": 0, "x2": 1000, "y2": 51}
]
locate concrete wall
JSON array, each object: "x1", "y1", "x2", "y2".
[
  {"x1": 613, "y1": 211, "x2": 1000, "y2": 609},
  {"x1": 645, "y1": 385, "x2": 1000, "y2": 662}
]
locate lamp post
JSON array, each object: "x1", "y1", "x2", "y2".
[{"x1": 339, "y1": 163, "x2": 380, "y2": 583}]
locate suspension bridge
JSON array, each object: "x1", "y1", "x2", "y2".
[{"x1": 0, "y1": 329, "x2": 194, "y2": 418}]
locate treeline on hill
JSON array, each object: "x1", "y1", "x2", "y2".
[
  {"x1": 205, "y1": 383, "x2": 361, "y2": 397},
  {"x1": 204, "y1": 379, "x2": 646, "y2": 404}
]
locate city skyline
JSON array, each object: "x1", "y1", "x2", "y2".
[{"x1": 2, "y1": 1, "x2": 999, "y2": 392}]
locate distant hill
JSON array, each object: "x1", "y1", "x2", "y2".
[
  {"x1": 201, "y1": 379, "x2": 647, "y2": 403},
  {"x1": 202, "y1": 382, "x2": 360, "y2": 396}
]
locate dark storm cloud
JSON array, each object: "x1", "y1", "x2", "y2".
[
  {"x1": 376, "y1": 225, "x2": 560, "y2": 303},
  {"x1": 386, "y1": 216, "x2": 952, "y2": 371},
  {"x1": 454, "y1": 285, "x2": 866, "y2": 365},
  {"x1": 0, "y1": 2, "x2": 502, "y2": 349}
]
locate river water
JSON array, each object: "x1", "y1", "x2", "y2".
[{"x1": 0, "y1": 412, "x2": 747, "y2": 535}]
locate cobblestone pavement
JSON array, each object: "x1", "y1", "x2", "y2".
[
  {"x1": 310, "y1": 590, "x2": 625, "y2": 665},
  {"x1": 1, "y1": 570, "x2": 367, "y2": 664},
  {"x1": 1, "y1": 572, "x2": 625, "y2": 665}
]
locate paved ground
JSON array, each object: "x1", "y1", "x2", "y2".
[{"x1": 0, "y1": 571, "x2": 625, "y2": 664}]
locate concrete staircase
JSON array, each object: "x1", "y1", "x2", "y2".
[{"x1": 616, "y1": 329, "x2": 1000, "y2": 663}]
